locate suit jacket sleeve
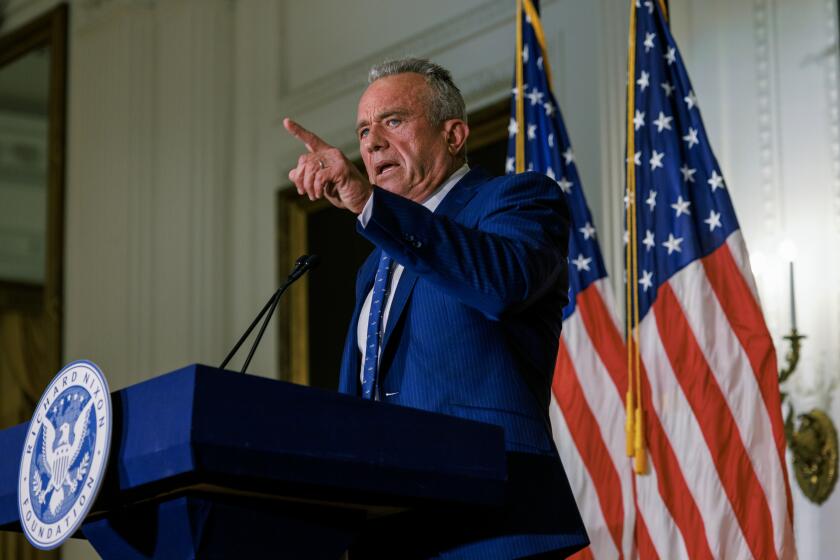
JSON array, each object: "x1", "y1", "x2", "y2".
[{"x1": 357, "y1": 172, "x2": 570, "y2": 319}]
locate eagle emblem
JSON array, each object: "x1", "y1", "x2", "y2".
[
  {"x1": 31, "y1": 397, "x2": 93, "y2": 516},
  {"x1": 18, "y1": 360, "x2": 112, "y2": 550}
]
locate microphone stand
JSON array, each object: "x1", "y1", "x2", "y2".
[{"x1": 219, "y1": 255, "x2": 319, "y2": 374}]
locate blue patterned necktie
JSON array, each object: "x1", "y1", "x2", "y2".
[{"x1": 361, "y1": 252, "x2": 394, "y2": 400}]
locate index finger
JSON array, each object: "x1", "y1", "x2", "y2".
[{"x1": 283, "y1": 118, "x2": 329, "y2": 153}]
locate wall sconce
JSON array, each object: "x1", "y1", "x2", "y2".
[{"x1": 772, "y1": 239, "x2": 839, "y2": 505}]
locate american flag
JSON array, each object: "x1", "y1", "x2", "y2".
[
  {"x1": 507, "y1": 1, "x2": 635, "y2": 558},
  {"x1": 626, "y1": 1, "x2": 795, "y2": 559}
]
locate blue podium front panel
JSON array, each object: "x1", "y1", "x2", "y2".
[{"x1": 0, "y1": 364, "x2": 507, "y2": 533}]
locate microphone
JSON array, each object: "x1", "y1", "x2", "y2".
[
  {"x1": 219, "y1": 254, "x2": 321, "y2": 374},
  {"x1": 289, "y1": 254, "x2": 320, "y2": 282}
]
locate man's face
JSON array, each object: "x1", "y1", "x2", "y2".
[{"x1": 356, "y1": 73, "x2": 459, "y2": 202}]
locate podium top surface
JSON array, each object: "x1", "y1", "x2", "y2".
[{"x1": 0, "y1": 364, "x2": 507, "y2": 528}]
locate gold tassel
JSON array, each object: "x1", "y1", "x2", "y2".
[
  {"x1": 634, "y1": 406, "x2": 647, "y2": 474},
  {"x1": 625, "y1": 389, "x2": 635, "y2": 456}
]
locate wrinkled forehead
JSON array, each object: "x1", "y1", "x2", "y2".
[{"x1": 356, "y1": 73, "x2": 432, "y2": 123}]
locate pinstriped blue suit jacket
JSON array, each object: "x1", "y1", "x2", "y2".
[{"x1": 338, "y1": 168, "x2": 589, "y2": 558}]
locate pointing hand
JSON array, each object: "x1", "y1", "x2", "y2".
[{"x1": 284, "y1": 118, "x2": 372, "y2": 214}]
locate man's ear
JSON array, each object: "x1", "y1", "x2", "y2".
[{"x1": 443, "y1": 119, "x2": 470, "y2": 156}]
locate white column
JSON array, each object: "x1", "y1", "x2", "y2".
[{"x1": 64, "y1": 0, "x2": 234, "y2": 388}]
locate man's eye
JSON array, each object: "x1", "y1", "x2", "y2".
[
  {"x1": 359, "y1": 128, "x2": 369, "y2": 139},
  {"x1": 386, "y1": 118, "x2": 400, "y2": 127}
]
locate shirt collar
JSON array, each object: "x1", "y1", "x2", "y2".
[{"x1": 420, "y1": 163, "x2": 470, "y2": 213}]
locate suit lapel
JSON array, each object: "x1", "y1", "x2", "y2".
[
  {"x1": 432, "y1": 166, "x2": 487, "y2": 220},
  {"x1": 356, "y1": 250, "x2": 380, "y2": 300},
  {"x1": 379, "y1": 167, "x2": 487, "y2": 357},
  {"x1": 380, "y1": 268, "x2": 417, "y2": 354}
]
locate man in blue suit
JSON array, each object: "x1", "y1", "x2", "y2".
[{"x1": 284, "y1": 58, "x2": 588, "y2": 558}]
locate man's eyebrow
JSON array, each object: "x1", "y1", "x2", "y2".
[{"x1": 355, "y1": 109, "x2": 410, "y2": 130}]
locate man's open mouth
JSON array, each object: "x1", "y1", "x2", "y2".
[{"x1": 375, "y1": 162, "x2": 399, "y2": 177}]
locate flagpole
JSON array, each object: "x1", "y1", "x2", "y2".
[
  {"x1": 624, "y1": 0, "x2": 637, "y2": 460},
  {"x1": 515, "y1": 0, "x2": 526, "y2": 172},
  {"x1": 658, "y1": 0, "x2": 669, "y2": 20},
  {"x1": 625, "y1": 0, "x2": 647, "y2": 474}
]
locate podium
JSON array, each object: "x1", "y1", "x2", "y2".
[{"x1": 0, "y1": 364, "x2": 507, "y2": 558}]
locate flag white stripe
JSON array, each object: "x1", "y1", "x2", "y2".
[
  {"x1": 594, "y1": 278, "x2": 624, "y2": 335},
  {"x1": 725, "y1": 230, "x2": 760, "y2": 301},
  {"x1": 669, "y1": 258, "x2": 791, "y2": 556},
  {"x1": 634, "y1": 458, "x2": 690, "y2": 560},
  {"x1": 640, "y1": 312, "x2": 753, "y2": 560},
  {"x1": 563, "y1": 310, "x2": 635, "y2": 558},
  {"x1": 549, "y1": 396, "x2": 620, "y2": 560}
]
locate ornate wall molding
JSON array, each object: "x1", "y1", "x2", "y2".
[
  {"x1": 460, "y1": 59, "x2": 513, "y2": 113},
  {"x1": 752, "y1": 0, "x2": 784, "y2": 247},
  {"x1": 822, "y1": 0, "x2": 840, "y2": 413},
  {"x1": 277, "y1": 0, "x2": 558, "y2": 117}
]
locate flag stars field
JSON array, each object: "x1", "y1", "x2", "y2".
[
  {"x1": 562, "y1": 147, "x2": 574, "y2": 164},
  {"x1": 527, "y1": 123, "x2": 538, "y2": 140},
  {"x1": 662, "y1": 233, "x2": 684, "y2": 254},
  {"x1": 684, "y1": 89, "x2": 698, "y2": 109},
  {"x1": 639, "y1": 270, "x2": 654, "y2": 291},
  {"x1": 708, "y1": 170, "x2": 725, "y2": 191},
  {"x1": 705, "y1": 210, "x2": 722, "y2": 231},
  {"x1": 653, "y1": 111, "x2": 673, "y2": 132},
  {"x1": 527, "y1": 87, "x2": 544, "y2": 106},
  {"x1": 644, "y1": 32, "x2": 656, "y2": 52},
  {"x1": 649, "y1": 149, "x2": 664, "y2": 170},
  {"x1": 643, "y1": 229, "x2": 656, "y2": 250},
  {"x1": 683, "y1": 127, "x2": 700, "y2": 148},
  {"x1": 634, "y1": 110, "x2": 646, "y2": 130},
  {"x1": 637, "y1": 70, "x2": 650, "y2": 91},
  {"x1": 557, "y1": 177, "x2": 573, "y2": 193},
  {"x1": 646, "y1": 190, "x2": 657, "y2": 211},
  {"x1": 671, "y1": 195, "x2": 691, "y2": 217},
  {"x1": 572, "y1": 254, "x2": 592, "y2": 272},
  {"x1": 680, "y1": 163, "x2": 696, "y2": 183}
]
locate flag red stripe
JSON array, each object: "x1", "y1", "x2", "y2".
[
  {"x1": 637, "y1": 358, "x2": 715, "y2": 560},
  {"x1": 577, "y1": 284, "x2": 628, "y2": 397},
  {"x1": 702, "y1": 242, "x2": 794, "y2": 525},
  {"x1": 554, "y1": 341, "x2": 625, "y2": 557},
  {"x1": 568, "y1": 546, "x2": 595, "y2": 560},
  {"x1": 653, "y1": 284, "x2": 778, "y2": 560}
]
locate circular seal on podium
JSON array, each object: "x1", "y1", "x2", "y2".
[{"x1": 17, "y1": 360, "x2": 113, "y2": 550}]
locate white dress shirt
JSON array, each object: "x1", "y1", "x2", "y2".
[{"x1": 356, "y1": 164, "x2": 470, "y2": 385}]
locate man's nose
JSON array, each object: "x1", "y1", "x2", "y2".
[{"x1": 364, "y1": 124, "x2": 388, "y2": 152}]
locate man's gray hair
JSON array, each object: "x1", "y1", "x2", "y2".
[{"x1": 368, "y1": 58, "x2": 467, "y2": 125}]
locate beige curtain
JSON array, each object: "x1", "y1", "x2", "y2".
[{"x1": 0, "y1": 310, "x2": 59, "y2": 560}]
